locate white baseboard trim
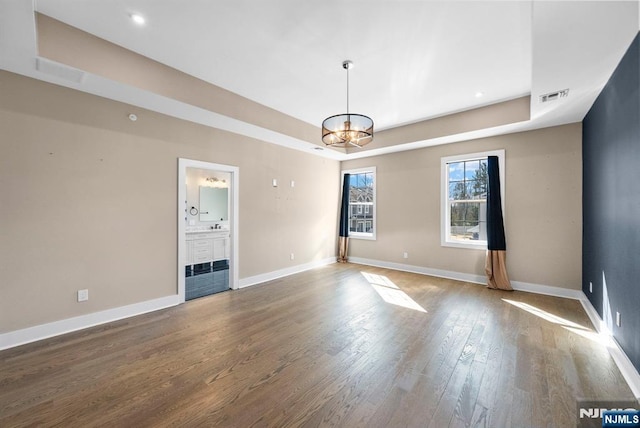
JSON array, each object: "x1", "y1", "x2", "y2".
[
  {"x1": 1, "y1": 258, "x2": 337, "y2": 351},
  {"x1": 349, "y1": 257, "x2": 487, "y2": 285},
  {"x1": 4, "y1": 258, "x2": 638, "y2": 401},
  {"x1": 579, "y1": 292, "x2": 608, "y2": 335},
  {"x1": 510, "y1": 280, "x2": 583, "y2": 300},
  {"x1": 0, "y1": 295, "x2": 180, "y2": 351},
  {"x1": 348, "y1": 257, "x2": 583, "y2": 300},
  {"x1": 239, "y1": 257, "x2": 336, "y2": 289},
  {"x1": 579, "y1": 293, "x2": 640, "y2": 400}
]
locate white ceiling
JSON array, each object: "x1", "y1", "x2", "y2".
[
  {"x1": 1, "y1": 1, "x2": 639, "y2": 159},
  {"x1": 34, "y1": 0, "x2": 534, "y2": 131}
]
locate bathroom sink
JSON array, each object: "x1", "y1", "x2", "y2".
[{"x1": 186, "y1": 228, "x2": 228, "y2": 233}]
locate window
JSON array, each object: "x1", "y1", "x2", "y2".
[
  {"x1": 343, "y1": 167, "x2": 376, "y2": 240},
  {"x1": 441, "y1": 150, "x2": 504, "y2": 249}
]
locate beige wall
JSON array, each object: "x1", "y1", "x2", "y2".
[
  {"x1": 0, "y1": 67, "x2": 582, "y2": 335},
  {"x1": 0, "y1": 71, "x2": 340, "y2": 332},
  {"x1": 341, "y1": 123, "x2": 582, "y2": 290}
]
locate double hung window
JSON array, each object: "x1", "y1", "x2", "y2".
[
  {"x1": 441, "y1": 150, "x2": 504, "y2": 249},
  {"x1": 343, "y1": 167, "x2": 376, "y2": 239}
]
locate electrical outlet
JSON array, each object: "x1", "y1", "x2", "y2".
[
  {"x1": 77, "y1": 289, "x2": 89, "y2": 302},
  {"x1": 290, "y1": 253, "x2": 295, "y2": 261},
  {"x1": 403, "y1": 252, "x2": 408, "y2": 259},
  {"x1": 616, "y1": 312, "x2": 621, "y2": 327},
  {"x1": 589, "y1": 282, "x2": 593, "y2": 293}
]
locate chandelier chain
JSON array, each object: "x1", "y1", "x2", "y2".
[{"x1": 346, "y1": 65, "x2": 349, "y2": 114}]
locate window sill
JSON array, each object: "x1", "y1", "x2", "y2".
[
  {"x1": 441, "y1": 240, "x2": 487, "y2": 250},
  {"x1": 349, "y1": 233, "x2": 376, "y2": 241}
]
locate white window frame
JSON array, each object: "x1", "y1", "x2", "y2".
[
  {"x1": 342, "y1": 166, "x2": 377, "y2": 240},
  {"x1": 441, "y1": 150, "x2": 505, "y2": 250}
]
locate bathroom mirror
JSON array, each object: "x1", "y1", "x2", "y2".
[{"x1": 199, "y1": 187, "x2": 228, "y2": 222}]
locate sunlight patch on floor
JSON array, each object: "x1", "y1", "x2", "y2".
[
  {"x1": 502, "y1": 299, "x2": 587, "y2": 330},
  {"x1": 562, "y1": 326, "x2": 614, "y2": 347},
  {"x1": 362, "y1": 272, "x2": 426, "y2": 313},
  {"x1": 361, "y1": 272, "x2": 399, "y2": 289},
  {"x1": 502, "y1": 298, "x2": 614, "y2": 347}
]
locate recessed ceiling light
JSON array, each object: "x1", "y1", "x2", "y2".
[
  {"x1": 130, "y1": 13, "x2": 145, "y2": 25},
  {"x1": 475, "y1": 92, "x2": 484, "y2": 98}
]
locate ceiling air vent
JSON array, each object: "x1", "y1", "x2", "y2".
[
  {"x1": 36, "y1": 57, "x2": 85, "y2": 84},
  {"x1": 539, "y1": 89, "x2": 569, "y2": 103}
]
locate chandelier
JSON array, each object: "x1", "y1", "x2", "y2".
[{"x1": 322, "y1": 60, "x2": 374, "y2": 148}]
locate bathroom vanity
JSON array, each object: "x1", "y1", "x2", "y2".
[
  {"x1": 185, "y1": 229, "x2": 230, "y2": 266},
  {"x1": 185, "y1": 229, "x2": 230, "y2": 300}
]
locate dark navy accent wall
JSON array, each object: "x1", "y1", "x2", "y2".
[{"x1": 583, "y1": 32, "x2": 640, "y2": 373}]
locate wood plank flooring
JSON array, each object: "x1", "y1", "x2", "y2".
[{"x1": 0, "y1": 263, "x2": 636, "y2": 427}]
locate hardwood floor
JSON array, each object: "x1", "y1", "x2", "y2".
[{"x1": 0, "y1": 263, "x2": 636, "y2": 427}]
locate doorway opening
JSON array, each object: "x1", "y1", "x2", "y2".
[{"x1": 178, "y1": 159, "x2": 239, "y2": 302}]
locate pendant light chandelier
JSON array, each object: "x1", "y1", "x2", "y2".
[{"x1": 322, "y1": 60, "x2": 374, "y2": 148}]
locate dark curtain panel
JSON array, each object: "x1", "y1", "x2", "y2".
[
  {"x1": 485, "y1": 156, "x2": 512, "y2": 290},
  {"x1": 338, "y1": 173, "x2": 350, "y2": 263},
  {"x1": 486, "y1": 157, "x2": 506, "y2": 251}
]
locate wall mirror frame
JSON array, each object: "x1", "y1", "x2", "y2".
[{"x1": 199, "y1": 186, "x2": 228, "y2": 222}]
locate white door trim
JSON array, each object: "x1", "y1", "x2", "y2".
[{"x1": 178, "y1": 158, "x2": 240, "y2": 302}]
